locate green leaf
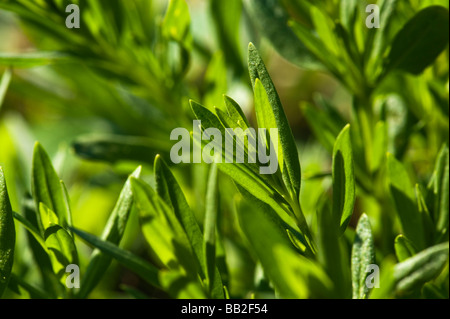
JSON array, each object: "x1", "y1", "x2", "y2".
[
  {"x1": 243, "y1": 0, "x2": 322, "y2": 70},
  {"x1": 162, "y1": 0, "x2": 192, "y2": 47},
  {"x1": 428, "y1": 145, "x2": 449, "y2": 240},
  {"x1": 159, "y1": 270, "x2": 207, "y2": 299},
  {"x1": 332, "y1": 124, "x2": 355, "y2": 234},
  {"x1": 394, "y1": 235, "x2": 417, "y2": 262},
  {"x1": 237, "y1": 190, "x2": 332, "y2": 298},
  {"x1": 386, "y1": 6, "x2": 450, "y2": 75},
  {"x1": 394, "y1": 242, "x2": 449, "y2": 293},
  {"x1": 248, "y1": 43, "x2": 302, "y2": 202},
  {"x1": 0, "y1": 68, "x2": 12, "y2": 112},
  {"x1": 317, "y1": 202, "x2": 351, "y2": 298},
  {"x1": 0, "y1": 51, "x2": 69, "y2": 68},
  {"x1": 72, "y1": 134, "x2": 168, "y2": 164},
  {"x1": 371, "y1": 121, "x2": 388, "y2": 173},
  {"x1": 131, "y1": 178, "x2": 198, "y2": 275},
  {"x1": 387, "y1": 153, "x2": 426, "y2": 249},
  {"x1": 351, "y1": 214, "x2": 375, "y2": 299},
  {"x1": 254, "y1": 78, "x2": 283, "y2": 171},
  {"x1": 223, "y1": 95, "x2": 250, "y2": 130},
  {"x1": 154, "y1": 156, "x2": 224, "y2": 298},
  {"x1": 32, "y1": 142, "x2": 68, "y2": 231},
  {"x1": 0, "y1": 167, "x2": 15, "y2": 298},
  {"x1": 209, "y1": 0, "x2": 243, "y2": 74},
  {"x1": 78, "y1": 166, "x2": 141, "y2": 298},
  {"x1": 203, "y1": 162, "x2": 218, "y2": 297},
  {"x1": 44, "y1": 224, "x2": 78, "y2": 280},
  {"x1": 71, "y1": 227, "x2": 160, "y2": 289}
]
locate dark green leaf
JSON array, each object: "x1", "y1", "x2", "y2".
[
  {"x1": 244, "y1": 0, "x2": 322, "y2": 69},
  {"x1": 78, "y1": 166, "x2": 141, "y2": 298},
  {"x1": 203, "y1": 162, "x2": 218, "y2": 297},
  {"x1": 387, "y1": 153, "x2": 426, "y2": 249},
  {"x1": 248, "y1": 43, "x2": 302, "y2": 203},
  {"x1": 0, "y1": 167, "x2": 15, "y2": 297},
  {"x1": 332, "y1": 124, "x2": 355, "y2": 234},
  {"x1": 386, "y1": 6, "x2": 449, "y2": 75}
]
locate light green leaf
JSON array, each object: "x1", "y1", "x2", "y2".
[
  {"x1": 394, "y1": 235, "x2": 417, "y2": 262},
  {"x1": 162, "y1": 0, "x2": 192, "y2": 47},
  {"x1": 159, "y1": 270, "x2": 207, "y2": 299},
  {"x1": 32, "y1": 142, "x2": 68, "y2": 231},
  {"x1": 237, "y1": 190, "x2": 332, "y2": 298},
  {"x1": 131, "y1": 178, "x2": 197, "y2": 275},
  {"x1": 332, "y1": 124, "x2": 355, "y2": 234},
  {"x1": 387, "y1": 153, "x2": 426, "y2": 249},
  {"x1": 71, "y1": 227, "x2": 160, "y2": 289},
  {"x1": 351, "y1": 214, "x2": 375, "y2": 299},
  {"x1": 248, "y1": 43, "x2": 301, "y2": 203},
  {"x1": 203, "y1": 162, "x2": 218, "y2": 297},
  {"x1": 44, "y1": 224, "x2": 78, "y2": 280},
  {"x1": 0, "y1": 167, "x2": 15, "y2": 298},
  {"x1": 0, "y1": 51, "x2": 69, "y2": 68},
  {"x1": 394, "y1": 242, "x2": 449, "y2": 293},
  {"x1": 427, "y1": 145, "x2": 449, "y2": 240},
  {"x1": 386, "y1": 6, "x2": 449, "y2": 75},
  {"x1": 72, "y1": 134, "x2": 168, "y2": 164},
  {"x1": 154, "y1": 156, "x2": 224, "y2": 298},
  {"x1": 78, "y1": 166, "x2": 141, "y2": 298},
  {"x1": 0, "y1": 68, "x2": 12, "y2": 112}
]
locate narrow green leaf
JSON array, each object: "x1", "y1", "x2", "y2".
[
  {"x1": 32, "y1": 142, "x2": 67, "y2": 230},
  {"x1": 71, "y1": 227, "x2": 160, "y2": 289},
  {"x1": 0, "y1": 68, "x2": 12, "y2": 111},
  {"x1": 332, "y1": 124, "x2": 355, "y2": 234},
  {"x1": 0, "y1": 51, "x2": 69, "y2": 68},
  {"x1": 387, "y1": 153, "x2": 426, "y2": 249},
  {"x1": 131, "y1": 178, "x2": 198, "y2": 275},
  {"x1": 203, "y1": 162, "x2": 218, "y2": 297},
  {"x1": 386, "y1": 6, "x2": 449, "y2": 75},
  {"x1": 317, "y1": 203, "x2": 351, "y2": 298},
  {"x1": 72, "y1": 134, "x2": 167, "y2": 164},
  {"x1": 369, "y1": 256, "x2": 396, "y2": 299},
  {"x1": 248, "y1": 43, "x2": 302, "y2": 203},
  {"x1": 154, "y1": 156, "x2": 224, "y2": 298},
  {"x1": 351, "y1": 214, "x2": 375, "y2": 299},
  {"x1": 0, "y1": 167, "x2": 15, "y2": 298},
  {"x1": 394, "y1": 242, "x2": 449, "y2": 293},
  {"x1": 237, "y1": 190, "x2": 332, "y2": 298},
  {"x1": 13, "y1": 212, "x2": 46, "y2": 250},
  {"x1": 78, "y1": 166, "x2": 141, "y2": 298},
  {"x1": 394, "y1": 235, "x2": 417, "y2": 262}
]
